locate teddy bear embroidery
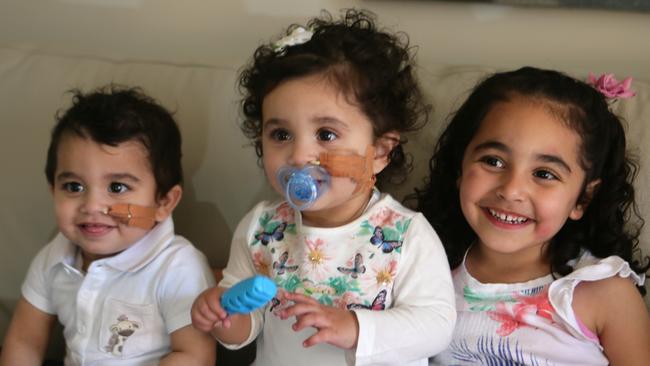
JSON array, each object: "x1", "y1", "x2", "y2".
[{"x1": 104, "y1": 314, "x2": 141, "y2": 356}]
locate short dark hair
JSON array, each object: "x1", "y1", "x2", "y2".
[
  {"x1": 238, "y1": 8, "x2": 430, "y2": 185},
  {"x1": 45, "y1": 85, "x2": 183, "y2": 199}
]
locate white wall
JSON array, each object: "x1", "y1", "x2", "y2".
[{"x1": 1, "y1": 0, "x2": 649, "y2": 79}]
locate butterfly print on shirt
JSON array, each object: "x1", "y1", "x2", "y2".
[
  {"x1": 273, "y1": 251, "x2": 298, "y2": 275},
  {"x1": 370, "y1": 226, "x2": 403, "y2": 253},
  {"x1": 337, "y1": 253, "x2": 366, "y2": 279},
  {"x1": 347, "y1": 289, "x2": 387, "y2": 311},
  {"x1": 255, "y1": 222, "x2": 287, "y2": 245}
]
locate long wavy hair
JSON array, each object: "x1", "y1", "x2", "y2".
[
  {"x1": 412, "y1": 66, "x2": 649, "y2": 294},
  {"x1": 237, "y1": 9, "x2": 430, "y2": 186}
]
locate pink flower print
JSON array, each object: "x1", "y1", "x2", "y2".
[
  {"x1": 487, "y1": 288, "x2": 555, "y2": 336},
  {"x1": 274, "y1": 202, "x2": 294, "y2": 222},
  {"x1": 512, "y1": 289, "x2": 555, "y2": 322},
  {"x1": 303, "y1": 238, "x2": 331, "y2": 280},
  {"x1": 587, "y1": 73, "x2": 636, "y2": 99},
  {"x1": 253, "y1": 250, "x2": 272, "y2": 277},
  {"x1": 373, "y1": 260, "x2": 398, "y2": 288},
  {"x1": 305, "y1": 238, "x2": 329, "y2": 266},
  {"x1": 369, "y1": 207, "x2": 402, "y2": 227},
  {"x1": 487, "y1": 302, "x2": 522, "y2": 336}
]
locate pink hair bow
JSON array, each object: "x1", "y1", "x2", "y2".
[{"x1": 587, "y1": 73, "x2": 636, "y2": 99}]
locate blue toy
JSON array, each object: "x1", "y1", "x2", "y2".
[{"x1": 221, "y1": 275, "x2": 278, "y2": 314}]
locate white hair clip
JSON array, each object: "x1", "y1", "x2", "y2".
[{"x1": 273, "y1": 26, "x2": 313, "y2": 54}]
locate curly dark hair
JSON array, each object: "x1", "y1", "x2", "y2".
[
  {"x1": 237, "y1": 8, "x2": 430, "y2": 185},
  {"x1": 45, "y1": 84, "x2": 183, "y2": 199},
  {"x1": 412, "y1": 66, "x2": 649, "y2": 294}
]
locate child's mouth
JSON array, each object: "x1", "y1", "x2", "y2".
[
  {"x1": 79, "y1": 223, "x2": 114, "y2": 235},
  {"x1": 487, "y1": 208, "x2": 529, "y2": 224}
]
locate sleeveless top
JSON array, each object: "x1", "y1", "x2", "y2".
[{"x1": 431, "y1": 253, "x2": 645, "y2": 365}]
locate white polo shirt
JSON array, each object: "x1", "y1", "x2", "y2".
[{"x1": 22, "y1": 217, "x2": 215, "y2": 365}]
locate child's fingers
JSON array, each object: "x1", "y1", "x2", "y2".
[
  {"x1": 291, "y1": 311, "x2": 330, "y2": 332},
  {"x1": 204, "y1": 290, "x2": 228, "y2": 318},
  {"x1": 192, "y1": 301, "x2": 220, "y2": 326},
  {"x1": 200, "y1": 298, "x2": 221, "y2": 318},
  {"x1": 301, "y1": 327, "x2": 335, "y2": 348},
  {"x1": 301, "y1": 329, "x2": 325, "y2": 348},
  {"x1": 193, "y1": 319, "x2": 215, "y2": 332},
  {"x1": 302, "y1": 324, "x2": 356, "y2": 349},
  {"x1": 284, "y1": 291, "x2": 320, "y2": 305},
  {"x1": 194, "y1": 299, "x2": 221, "y2": 324},
  {"x1": 206, "y1": 302, "x2": 228, "y2": 320},
  {"x1": 279, "y1": 302, "x2": 320, "y2": 320},
  {"x1": 191, "y1": 311, "x2": 217, "y2": 332},
  {"x1": 191, "y1": 303, "x2": 212, "y2": 329}
]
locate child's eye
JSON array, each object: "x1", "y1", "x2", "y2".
[
  {"x1": 62, "y1": 182, "x2": 84, "y2": 193},
  {"x1": 533, "y1": 170, "x2": 559, "y2": 181},
  {"x1": 317, "y1": 129, "x2": 337, "y2": 142},
  {"x1": 270, "y1": 129, "x2": 291, "y2": 142},
  {"x1": 480, "y1": 156, "x2": 504, "y2": 168},
  {"x1": 109, "y1": 182, "x2": 130, "y2": 194}
]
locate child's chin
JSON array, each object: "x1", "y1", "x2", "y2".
[{"x1": 294, "y1": 203, "x2": 319, "y2": 213}]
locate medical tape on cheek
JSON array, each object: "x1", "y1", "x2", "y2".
[
  {"x1": 103, "y1": 203, "x2": 157, "y2": 230},
  {"x1": 317, "y1": 145, "x2": 376, "y2": 193}
]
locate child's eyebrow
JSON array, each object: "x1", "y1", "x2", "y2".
[
  {"x1": 107, "y1": 173, "x2": 141, "y2": 182},
  {"x1": 535, "y1": 154, "x2": 572, "y2": 174},
  {"x1": 313, "y1": 116, "x2": 350, "y2": 130},
  {"x1": 262, "y1": 118, "x2": 282, "y2": 128},
  {"x1": 473, "y1": 140, "x2": 509, "y2": 154},
  {"x1": 55, "y1": 171, "x2": 79, "y2": 181}
]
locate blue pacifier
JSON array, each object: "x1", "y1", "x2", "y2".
[{"x1": 276, "y1": 165, "x2": 331, "y2": 210}]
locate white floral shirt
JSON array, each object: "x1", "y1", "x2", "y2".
[{"x1": 220, "y1": 191, "x2": 456, "y2": 366}]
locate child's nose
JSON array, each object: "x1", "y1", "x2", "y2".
[
  {"x1": 288, "y1": 139, "x2": 318, "y2": 167},
  {"x1": 80, "y1": 189, "x2": 109, "y2": 214},
  {"x1": 496, "y1": 171, "x2": 527, "y2": 202}
]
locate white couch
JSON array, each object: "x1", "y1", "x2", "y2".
[{"x1": 1, "y1": 46, "x2": 648, "y2": 357}]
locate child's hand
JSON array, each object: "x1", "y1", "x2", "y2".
[
  {"x1": 191, "y1": 287, "x2": 229, "y2": 332},
  {"x1": 279, "y1": 292, "x2": 359, "y2": 349}
]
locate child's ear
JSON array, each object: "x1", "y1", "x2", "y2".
[
  {"x1": 372, "y1": 131, "x2": 401, "y2": 174},
  {"x1": 154, "y1": 184, "x2": 183, "y2": 222},
  {"x1": 569, "y1": 179, "x2": 601, "y2": 220}
]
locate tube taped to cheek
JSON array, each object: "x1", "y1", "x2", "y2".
[
  {"x1": 319, "y1": 145, "x2": 376, "y2": 193},
  {"x1": 103, "y1": 203, "x2": 157, "y2": 229}
]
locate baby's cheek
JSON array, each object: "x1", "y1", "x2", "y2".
[{"x1": 264, "y1": 170, "x2": 284, "y2": 196}]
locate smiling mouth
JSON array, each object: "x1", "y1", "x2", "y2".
[
  {"x1": 79, "y1": 223, "x2": 114, "y2": 234},
  {"x1": 487, "y1": 208, "x2": 529, "y2": 224}
]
